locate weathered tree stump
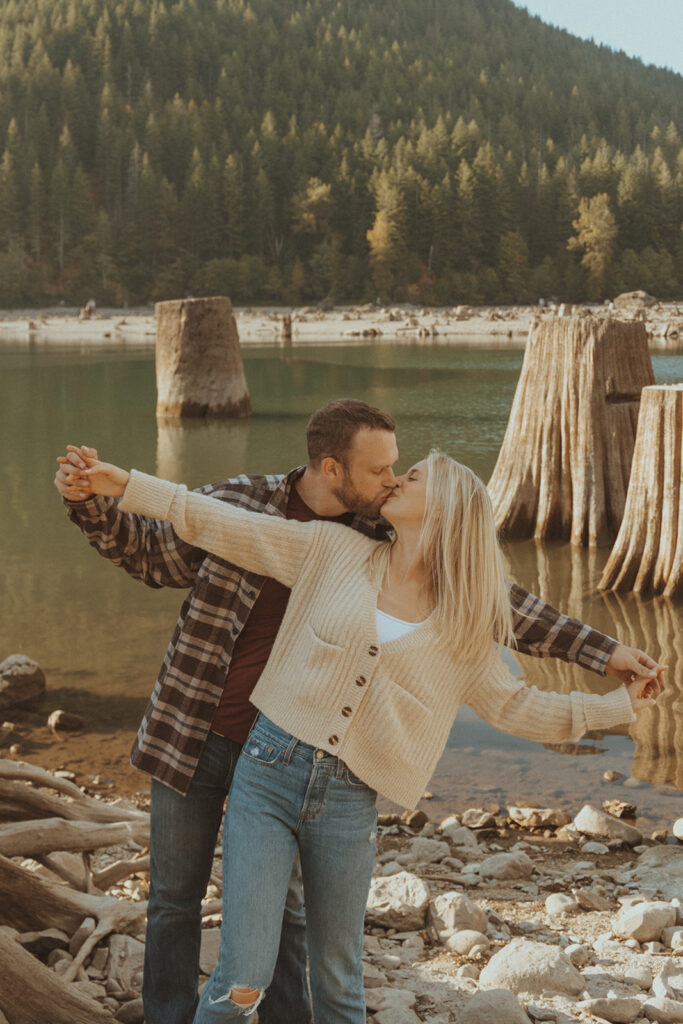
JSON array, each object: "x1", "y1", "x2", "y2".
[
  {"x1": 598, "y1": 384, "x2": 682, "y2": 597},
  {"x1": 155, "y1": 296, "x2": 252, "y2": 419},
  {"x1": 488, "y1": 316, "x2": 654, "y2": 546}
]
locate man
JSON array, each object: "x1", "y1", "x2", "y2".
[{"x1": 55, "y1": 398, "x2": 662, "y2": 1024}]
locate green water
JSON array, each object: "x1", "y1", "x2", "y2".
[{"x1": 1, "y1": 339, "x2": 681, "y2": 825}]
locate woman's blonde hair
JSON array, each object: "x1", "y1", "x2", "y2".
[{"x1": 373, "y1": 450, "x2": 514, "y2": 664}]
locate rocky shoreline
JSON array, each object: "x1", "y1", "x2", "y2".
[
  {"x1": 0, "y1": 293, "x2": 681, "y2": 348},
  {"x1": 1, "y1": 761, "x2": 682, "y2": 1024}
]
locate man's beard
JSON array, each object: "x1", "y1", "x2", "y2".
[{"x1": 332, "y1": 471, "x2": 390, "y2": 517}]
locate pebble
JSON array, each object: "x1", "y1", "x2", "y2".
[
  {"x1": 440, "y1": 817, "x2": 479, "y2": 848},
  {"x1": 445, "y1": 930, "x2": 490, "y2": 955},
  {"x1": 115, "y1": 998, "x2": 145, "y2": 1024},
  {"x1": 582, "y1": 841, "x2": 610, "y2": 855},
  {"x1": 603, "y1": 769, "x2": 624, "y2": 782},
  {"x1": 564, "y1": 943, "x2": 590, "y2": 966},
  {"x1": 457, "y1": 964, "x2": 480, "y2": 981},
  {"x1": 545, "y1": 893, "x2": 579, "y2": 916},
  {"x1": 366, "y1": 873, "x2": 431, "y2": 930},
  {"x1": 479, "y1": 852, "x2": 534, "y2": 880},
  {"x1": 47, "y1": 709, "x2": 84, "y2": 733},
  {"x1": 673, "y1": 819, "x2": 683, "y2": 841},
  {"x1": 428, "y1": 891, "x2": 488, "y2": 940},
  {"x1": 461, "y1": 808, "x2": 497, "y2": 829},
  {"x1": 641, "y1": 997, "x2": 683, "y2": 1023}
]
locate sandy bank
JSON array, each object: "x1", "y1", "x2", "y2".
[{"x1": 0, "y1": 301, "x2": 681, "y2": 348}]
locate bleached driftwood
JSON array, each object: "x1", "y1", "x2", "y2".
[
  {"x1": 488, "y1": 316, "x2": 654, "y2": 546},
  {"x1": 92, "y1": 853, "x2": 150, "y2": 890},
  {"x1": 0, "y1": 759, "x2": 147, "y2": 822},
  {"x1": 0, "y1": 817, "x2": 149, "y2": 858},
  {"x1": 0, "y1": 777, "x2": 147, "y2": 825},
  {"x1": 0, "y1": 930, "x2": 112, "y2": 1024},
  {"x1": 598, "y1": 383, "x2": 683, "y2": 597}
]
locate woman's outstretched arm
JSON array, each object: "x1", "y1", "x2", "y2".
[
  {"x1": 465, "y1": 655, "x2": 656, "y2": 745},
  {"x1": 65, "y1": 453, "x2": 316, "y2": 587}
]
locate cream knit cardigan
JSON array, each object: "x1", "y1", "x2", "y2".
[{"x1": 120, "y1": 471, "x2": 635, "y2": 809}]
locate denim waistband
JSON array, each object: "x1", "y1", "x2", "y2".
[{"x1": 249, "y1": 713, "x2": 344, "y2": 769}]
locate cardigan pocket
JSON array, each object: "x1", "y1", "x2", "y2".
[
  {"x1": 373, "y1": 677, "x2": 433, "y2": 757},
  {"x1": 304, "y1": 623, "x2": 345, "y2": 673}
]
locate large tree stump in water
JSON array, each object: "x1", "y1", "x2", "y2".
[
  {"x1": 598, "y1": 384, "x2": 682, "y2": 597},
  {"x1": 155, "y1": 296, "x2": 251, "y2": 419},
  {"x1": 488, "y1": 316, "x2": 654, "y2": 546}
]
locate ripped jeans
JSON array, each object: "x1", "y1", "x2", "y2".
[{"x1": 193, "y1": 715, "x2": 378, "y2": 1024}]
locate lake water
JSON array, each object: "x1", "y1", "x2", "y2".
[{"x1": 1, "y1": 337, "x2": 681, "y2": 830}]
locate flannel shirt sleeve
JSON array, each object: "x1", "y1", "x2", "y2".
[
  {"x1": 62, "y1": 479, "x2": 241, "y2": 590},
  {"x1": 507, "y1": 581, "x2": 618, "y2": 674}
]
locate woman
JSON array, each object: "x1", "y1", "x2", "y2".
[{"x1": 64, "y1": 449, "x2": 656, "y2": 1024}]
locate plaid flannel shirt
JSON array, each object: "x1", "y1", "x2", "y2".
[{"x1": 65, "y1": 467, "x2": 617, "y2": 794}]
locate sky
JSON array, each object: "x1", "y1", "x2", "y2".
[{"x1": 513, "y1": 1, "x2": 683, "y2": 76}]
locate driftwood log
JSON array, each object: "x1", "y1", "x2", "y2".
[
  {"x1": 598, "y1": 384, "x2": 683, "y2": 597},
  {"x1": 488, "y1": 316, "x2": 654, "y2": 546},
  {"x1": 0, "y1": 931, "x2": 112, "y2": 1024},
  {"x1": 155, "y1": 296, "x2": 252, "y2": 419},
  {"x1": 0, "y1": 760, "x2": 150, "y2": 1019}
]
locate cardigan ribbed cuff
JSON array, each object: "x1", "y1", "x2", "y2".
[
  {"x1": 120, "y1": 470, "x2": 180, "y2": 521},
  {"x1": 582, "y1": 684, "x2": 635, "y2": 733}
]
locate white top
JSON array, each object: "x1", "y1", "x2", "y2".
[{"x1": 376, "y1": 608, "x2": 425, "y2": 643}]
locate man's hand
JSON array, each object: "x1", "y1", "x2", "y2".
[
  {"x1": 54, "y1": 445, "x2": 99, "y2": 501},
  {"x1": 605, "y1": 643, "x2": 666, "y2": 695}
]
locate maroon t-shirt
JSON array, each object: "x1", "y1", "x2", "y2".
[{"x1": 210, "y1": 485, "x2": 351, "y2": 743}]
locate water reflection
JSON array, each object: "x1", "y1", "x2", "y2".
[
  {"x1": 506, "y1": 538, "x2": 682, "y2": 792},
  {"x1": 600, "y1": 592, "x2": 683, "y2": 789},
  {"x1": 156, "y1": 419, "x2": 250, "y2": 483}
]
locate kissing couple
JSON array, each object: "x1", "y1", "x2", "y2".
[{"x1": 56, "y1": 398, "x2": 664, "y2": 1024}]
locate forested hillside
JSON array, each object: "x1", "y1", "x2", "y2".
[{"x1": 0, "y1": 0, "x2": 681, "y2": 306}]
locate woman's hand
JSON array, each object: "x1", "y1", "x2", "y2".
[
  {"x1": 57, "y1": 445, "x2": 130, "y2": 498},
  {"x1": 625, "y1": 674, "x2": 660, "y2": 715}
]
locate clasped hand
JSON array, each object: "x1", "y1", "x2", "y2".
[{"x1": 55, "y1": 444, "x2": 129, "y2": 498}]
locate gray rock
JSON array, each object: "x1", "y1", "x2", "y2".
[
  {"x1": 363, "y1": 962, "x2": 387, "y2": 988},
  {"x1": 457, "y1": 964, "x2": 481, "y2": 981},
  {"x1": 614, "y1": 901, "x2": 677, "y2": 942},
  {"x1": 508, "y1": 806, "x2": 571, "y2": 829},
  {"x1": 71, "y1": 980, "x2": 107, "y2": 1001},
  {"x1": 479, "y1": 851, "x2": 534, "y2": 879},
  {"x1": 115, "y1": 997, "x2": 145, "y2": 1024},
  {"x1": 478, "y1": 938, "x2": 584, "y2": 996},
  {"x1": 574, "y1": 887, "x2": 613, "y2": 911},
  {"x1": 440, "y1": 817, "x2": 479, "y2": 849},
  {"x1": 564, "y1": 943, "x2": 590, "y2": 966},
  {"x1": 662, "y1": 926, "x2": 683, "y2": 948},
  {"x1": 623, "y1": 966, "x2": 653, "y2": 990},
  {"x1": 366, "y1": 872, "x2": 431, "y2": 930},
  {"x1": 631, "y1": 847, "x2": 683, "y2": 902},
  {"x1": 545, "y1": 893, "x2": 579, "y2": 916},
  {"x1": 462, "y1": 809, "x2": 497, "y2": 829},
  {"x1": 403, "y1": 837, "x2": 450, "y2": 864},
  {"x1": 642, "y1": 997, "x2": 683, "y2": 1023},
  {"x1": 582, "y1": 841, "x2": 610, "y2": 854},
  {"x1": 653, "y1": 963, "x2": 683, "y2": 1001},
  {"x1": 107, "y1": 934, "x2": 145, "y2": 992},
  {"x1": 459, "y1": 989, "x2": 532, "y2": 1023},
  {"x1": 445, "y1": 930, "x2": 489, "y2": 955},
  {"x1": 577, "y1": 997, "x2": 642, "y2": 1023},
  {"x1": 574, "y1": 804, "x2": 642, "y2": 844},
  {"x1": 427, "y1": 891, "x2": 488, "y2": 940},
  {"x1": 0, "y1": 655, "x2": 46, "y2": 712},
  {"x1": 365, "y1": 987, "x2": 417, "y2": 1013}
]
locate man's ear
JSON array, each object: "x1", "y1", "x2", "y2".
[{"x1": 320, "y1": 456, "x2": 342, "y2": 481}]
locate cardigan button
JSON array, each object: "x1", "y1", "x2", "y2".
[
  {"x1": 368, "y1": 645, "x2": 378, "y2": 656},
  {"x1": 341, "y1": 706, "x2": 352, "y2": 717},
  {"x1": 356, "y1": 675, "x2": 366, "y2": 686},
  {"x1": 328, "y1": 735, "x2": 339, "y2": 746}
]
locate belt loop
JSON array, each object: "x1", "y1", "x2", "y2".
[
  {"x1": 335, "y1": 758, "x2": 344, "y2": 779},
  {"x1": 284, "y1": 736, "x2": 298, "y2": 765}
]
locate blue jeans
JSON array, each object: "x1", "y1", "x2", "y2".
[
  {"x1": 194, "y1": 715, "x2": 378, "y2": 1024},
  {"x1": 143, "y1": 730, "x2": 311, "y2": 1024}
]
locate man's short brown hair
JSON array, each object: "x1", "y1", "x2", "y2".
[{"x1": 306, "y1": 399, "x2": 396, "y2": 467}]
